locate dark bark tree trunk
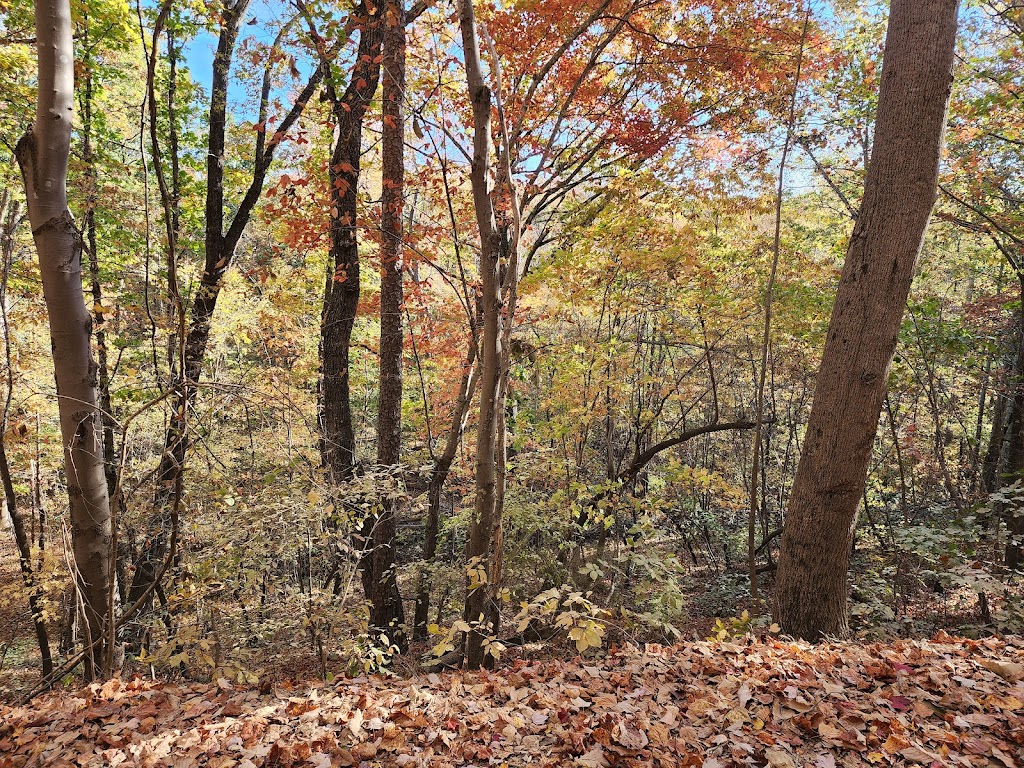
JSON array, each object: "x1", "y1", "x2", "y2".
[
  {"x1": 0, "y1": 439, "x2": 53, "y2": 677},
  {"x1": 1002, "y1": 277, "x2": 1024, "y2": 569},
  {"x1": 1, "y1": 191, "x2": 52, "y2": 677},
  {"x1": 773, "y1": 0, "x2": 960, "y2": 640},
  {"x1": 412, "y1": 342, "x2": 478, "y2": 639},
  {"x1": 15, "y1": 0, "x2": 112, "y2": 679},
  {"x1": 750, "y1": 11, "x2": 810, "y2": 610},
  {"x1": 982, "y1": 381, "x2": 1010, "y2": 494},
  {"x1": 489, "y1": 92, "x2": 523, "y2": 656},
  {"x1": 363, "y1": 0, "x2": 407, "y2": 651},
  {"x1": 128, "y1": 1, "x2": 322, "y2": 629},
  {"x1": 80, "y1": 16, "x2": 117, "y2": 506},
  {"x1": 319, "y1": 6, "x2": 384, "y2": 482}
]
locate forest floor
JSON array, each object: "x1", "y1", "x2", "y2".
[
  {"x1": 0, "y1": 632, "x2": 1022, "y2": 767},
  {"x1": 2, "y1": 539, "x2": 1024, "y2": 767}
]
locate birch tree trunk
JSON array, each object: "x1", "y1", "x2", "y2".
[
  {"x1": 15, "y1": 0, "x2": 112, "y2": 679},
  {"x1": 773, "y1": 0, "x2": 960, "y2": 640}
]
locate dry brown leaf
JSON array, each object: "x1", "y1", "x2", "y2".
[
  {"x1": 576, "y1": 745, "x2": 610, "y2": 767},
  {"x1": 979, "y1": 659, "x2": 1024, "y2": 682},
  {"x1": 765, "y1": 747, "x2": 797, "y2": 767}
]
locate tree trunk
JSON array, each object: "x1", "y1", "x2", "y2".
[
  {"x1": 982, "y1": 381, "x2": 1009, "y2": 494},
  {"x1": 773, "y1": 0, "x2": 960, "y2": 640},
  {"x1": 80, "y1": 16, "x2": 118, "y2": 506},
  {"x1": 1, "y1": 194, "x2": 52, "y2": 675},
  {"x1": 127, "y1": 0, "x2": 252, "y2": 628},
  {"x1": 458, "y1": 0, "x2": 505, "y2": 670},
  {"x1": 15, "y1": 0, "x2": 112, "y2": 678},
  {"x1": 128, "y1": 1, "x2": 321, "y2": 632},
  {"x1": 751, "y1": 12, "x2": 809, "y2": 610},
  {"x1": 1002, "y1": 277, "x2": 1024, "y2": 569},
  {"x1": 412, "y1": 342, "x2": 478, "y2": 638},
  {"x1": 320, "y1": 6, "x2": 384, "y2": 482},
  {"x1": 0, "y1": 439, "x2": 53, "y2": 677},
  {"x1": 364, "y1": 0, "x2": 407, "y2": 651}
]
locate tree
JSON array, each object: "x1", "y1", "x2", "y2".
[
  {"x1": 939, "y1": 2, "x2": 1024, "y2": 566},
  {"x1": 127, "y1": 0, "x2": 322, "y2": 636},
  {"x1": 0, "y1": 190, "x2": 51, "y2": 677},
  {"x1": 457, "y1": 0, "x2": 508, "y2": 670},
  {"x1": 315, "y1": 1, "x2": 384, "y2": 483},
  {"x1": 773, "y1": 0, "x2": 961, "y2": 640},
  {"x1": 367, "y1": 0, "x2": 408, "y2": 651},
  {"x1": 14, "y1": 0, "x2": 112, "y2": 679}
]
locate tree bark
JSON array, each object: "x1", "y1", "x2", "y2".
[
  {"x1": 364, "y1": 0, "x2": 408, "y2": 650},
  {"x1": 1002, "y1": 277, "x2": 1024, "y2": 569},
  {"x1": 413, "y1": 342, "x2": 478, "y2": 639},
  {"x1": 750, "y1": 11, "x2": 810, "y2": 611},
  {"x1": 0, "y1": 439, "x2": 53, "y2": 677},
  {"x1": 128, "y1": 2, "x2": 322, "y2": 629},
  {"x1": 982, "y1": 376, "x2": 1010, "y2": 494},
  {"x1": 128, "y1": 0, "x2": 252, "y2": 626},
  {"x1": 773, "y1": 0, "x2": 960, "y2": 640},
  {"x1": 80, "y1": 15, "x2": 117, "y2": 506},
  {"x1": 458, "y1": 0, "x2": 504, "y2": 670},
  {"x1": 15, "y1": 0, "x2": 112, "y2": 679},
  {"x1": 0, "y1": 191, "x2": 52, "y2": 676},
  {"x1": 320, "y1": 6, "x2": 384, "y2": 482}
]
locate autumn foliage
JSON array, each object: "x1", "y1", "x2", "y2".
[{"x1": 2, "y1": 634, "x2": 1023, "y2": 767}]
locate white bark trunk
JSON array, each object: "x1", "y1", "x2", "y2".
[{"x1": 15, "y1": 0, "x2": 112, "y2": 679}]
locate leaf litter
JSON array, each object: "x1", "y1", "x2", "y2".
[{"x1": 0, "y1": 631, "x2": 1021, "y2": 767}]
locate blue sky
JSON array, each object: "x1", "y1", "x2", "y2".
[{"x1": 179, "y1": 1, "x2": 318, "y2": 123}]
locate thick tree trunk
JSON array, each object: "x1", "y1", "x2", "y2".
[
  {"x1": 773, "y1": 0, "x2": 960, "y2": 640},
  {"x1": 320, "y1": 7, "x2": 384, "y2": 482},
  {"x1": 364, "y1": 0, "x2": 408, "y2": 651},
  {"x1": 15, "y1": 0, "x2": 112, "y2": 679}
]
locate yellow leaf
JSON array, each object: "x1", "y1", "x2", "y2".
[{"x1": 431, "y1": 640, "x2": 454, "y2": 656}]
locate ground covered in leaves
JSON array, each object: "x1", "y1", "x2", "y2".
[{"x1": 0, "y1": 634, "x2": 1022, "y2": 768}]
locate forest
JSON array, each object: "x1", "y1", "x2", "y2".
[{"x1": 0, "y1": 0, "x2": 1023, "y2": 764}]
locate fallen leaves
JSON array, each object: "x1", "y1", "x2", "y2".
[
  {"x1": 979, "y1": 659, "x2": 1024, "y2": 683},
  {"x1": 0, "y1": 633, "x2": 1021, "y2": 767}
]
